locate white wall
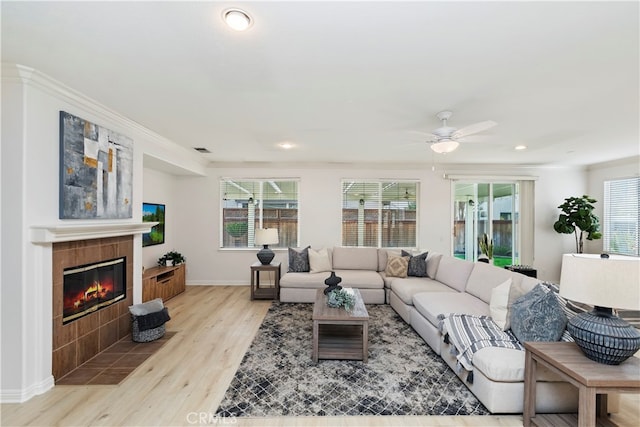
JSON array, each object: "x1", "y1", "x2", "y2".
[
  {"x1": 0, "y1": 64, "x2": 206, "y2": 402},
  {"x1": 173, "y1": 163, "x2": 589, "y2": 285},
  {"x1": 142, "y1": 168, "x2": 179, "y2": 269}
]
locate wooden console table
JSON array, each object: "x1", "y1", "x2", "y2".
[
  {"x1": 250, "y1": 262, "x2": 280, "y2": 300},
  {"x1": 142, "y1": 263, "x2": 186, "y2": 302},
  {"x1": 524, "y1": 341, "x2": 640, "y2": 427}
]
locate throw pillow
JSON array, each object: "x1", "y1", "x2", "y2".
[
  {"x1": 489, "y1": 278, "x2": 512, "y2": 330},
  {"x1": 401, "y1": 250, "x2": 429, "y2": 277},
  {"x1": 510, "y1": 284, "x2": 567, "y2": 342},
  {"x1": 503, "y1": 280, "x2": 529, "y2": 331},
  {"x1": 308, "y1": 247, "x2": 332, "y2": 273},
  {"x1": 385, "y1": 256, "x2": 410, "y2": 278},
  {"x1": 288, "y1": 246, "x2": 310, "y2": 272}
]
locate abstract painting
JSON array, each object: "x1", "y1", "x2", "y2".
[{"x1": 59, "y1": 111, "x2": 133, "y2": 219}]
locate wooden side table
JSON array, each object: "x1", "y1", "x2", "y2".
[
  {"x1": 524, "y1": 341, "x2": 640, "y2": 427},
  {"x1": 250, "y1": 262, "x2": 280, "y2": 300}
]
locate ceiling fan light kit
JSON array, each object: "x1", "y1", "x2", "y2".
[
  {"x1": 426, "y1": 111, "x2": 496, "y2": 154},
  {"x1": 431, "y1": 139, "x2": 460, "y2": 154}
]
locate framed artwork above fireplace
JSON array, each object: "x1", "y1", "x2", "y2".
[{"x1": 59, "y1": 111, "x2": 133, "y2": 219}]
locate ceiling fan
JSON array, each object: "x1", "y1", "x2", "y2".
[{"x1": 425, "y1": 111, "x2": 497, "y2": 154}]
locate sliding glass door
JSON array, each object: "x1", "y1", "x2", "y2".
[{"x1": 453, "y1": 182, "x2": 519, "y2": 266}]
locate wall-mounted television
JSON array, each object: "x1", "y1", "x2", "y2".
[{"x1": 142, "y1": 202, "x2": 165, "y2": 247}]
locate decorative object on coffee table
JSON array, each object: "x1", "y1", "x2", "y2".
[
  {"x1": 326, "y1": 287, "x2": 356, "y2": 311},
  {"x1": 323, "y1": 271, "x2": 342, "y2": 295},
  {"x1": 559, "y1": 253, "x2": 640, "y2": 365},
  {"x1": 255, "y1": 228, "x2": 279, "y2": 265}
]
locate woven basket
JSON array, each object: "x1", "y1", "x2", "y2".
[{"x1": 131, "y1": 315, "x2": 166, "y2": 342}]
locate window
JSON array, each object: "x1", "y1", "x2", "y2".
[
  {"x1": 604, "y1": 177, "x2": 639, "y2": 256},
  {"x1": 452, "y1": 181, "x2": 525, "y2": 267},
  {"x1": 220, "y1": 179, "x2": 298, "y2": 248},
  {"x1": 341, "y1": 180, "x2": 417, "y2": 248}
]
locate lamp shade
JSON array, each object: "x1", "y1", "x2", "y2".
[
  {"x1": 255, "y1": 228, "x2": 279, "y2": 246},
  {"x1": 559, "y1": 254, "x2": 640, "y2": 310},
  {"x1": 560, "y1": 253, "x2": 640, "y2": 365}
]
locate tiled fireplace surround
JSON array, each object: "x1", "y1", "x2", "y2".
[{"x1": 52, "y1": 236, "x2": 134, "y2": 380}]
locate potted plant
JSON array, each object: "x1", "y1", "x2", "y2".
[
  {"x1": 158, "y1": 250, "x2": 186, "y2": 267},
  {"x1": 553, "y1": 195, "x2": 602, "y2": 253},
  {"x1": 225, "y1": 222, "x2": 248, "y2": 246},
  {"x1": 479, "y1": 233, "x2": 494, "y2": 262}
]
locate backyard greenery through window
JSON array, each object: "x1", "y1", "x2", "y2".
[
  {"x1": 341, "y1": 180, "x2": 418, "y2": 248},
  {"x1": 604, "y1": 177, "x2": 639, "y2": 256},
  {"x1": 220, "y1": 179, "x2": 299, "y2": 248}
]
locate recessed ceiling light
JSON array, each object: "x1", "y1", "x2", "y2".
[
  {"x1": 223, "y1": 9, "x2": 252, "y2": 31},
  {"x1": 515, "y1": 145, "x2": 528, "y2": 150},
  {"x1": 278, "y1": 142, "x2": 295, "y2": 150}
]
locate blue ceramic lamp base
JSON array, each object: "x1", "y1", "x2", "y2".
[{"x1": 567, "y1": 306, "x2": 640, "y2": 365}]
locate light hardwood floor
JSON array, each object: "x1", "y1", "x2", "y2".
[{"x1": 2, "y1": 286, "x2": 638, "y2": 426}]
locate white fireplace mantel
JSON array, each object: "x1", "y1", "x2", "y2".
[{"x1": 30, "y1": 222, "x2": 157, "y2": 243}]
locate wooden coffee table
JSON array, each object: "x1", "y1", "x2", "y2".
[{"x1": 312, "y1": 288, "x2": 369, "y2": 363}]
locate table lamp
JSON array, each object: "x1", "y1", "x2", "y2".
[
  {"x1": 255, "y1": 228, "x2": 279, "y2": 265},
  {"x1": 559, "y1": 253, "x2": 640, "y2": 365}
]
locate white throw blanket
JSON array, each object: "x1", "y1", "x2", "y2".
[{"x1": 438, "y1": 314, "x2": 524, "y2": 383}]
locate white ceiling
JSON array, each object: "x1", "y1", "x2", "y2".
[{"x1": 2, "y1": 1, "x2": 639, "y2": 167}]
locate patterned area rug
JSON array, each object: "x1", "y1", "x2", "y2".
[{"x1": 215, "y1": 303, "x2": 489, "y2": 417}]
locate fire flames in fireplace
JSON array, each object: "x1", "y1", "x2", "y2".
[{"x1": 63, "y1": 257, "x2": 126, "y2": 324}]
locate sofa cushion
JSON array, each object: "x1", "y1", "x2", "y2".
[
  {"x1": 332, "y1": 247, "x2": 379, "y2": 270},
  {"x1": 473, "y1": 347, "x2": 565, "y2": 383},
  {"x1": 426, "y1": 252, "x2": 443, "y2": 279},
  {"x1": 402, "y1": 250, "x2": 429, "y2": 277},
  {"x1": 489, "y1": 278, "x2": 512, "y2": 330},
  {"x1": 413, "y1": 291, "x2": 489, "y2": 327},
  {"x1": 288, "y1": 246, "x2": 310, "y2": 272},
  {"x1": 466, "y1": 262, "x2": 517, "y2": 304},
  {"x1": 308, "y1": 247, "x2": 332, "y2": 273},
  {"x1": 385, "y1": 256, "x2": 409, "y2": 278},
  {"x1": 333, "y1": 270, "x2": 384, "y2": 289},
  {"x1": 434, "y1": 256, "x2": 475, "y2": 292},
  {"x1": 504, "y1": 278, "x2": 531, "y2": 330},
  {"x1": 391, "y1": 277, "x2": 455, "y2": 305},
  {"x1": 510, "y1": 284, "x2": 567, "y2": 342},
  {"x1": 280, "y1": 272, "x2": 328, "y2": 289}
]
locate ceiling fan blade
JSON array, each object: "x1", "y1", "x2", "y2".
[
  {"x1": 456, "y1": 135, "x2": 488, "y2": 143},
  {"x1": 453, "y1": 120, "x2": 497, "y2": 138}
]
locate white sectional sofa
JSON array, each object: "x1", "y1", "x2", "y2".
[
  {"x1": 280, "y1": 247, "x2": 386, "y2": 304},
  {"x1": 279, "y1": 246, "x2": 579, "y2": 414}
]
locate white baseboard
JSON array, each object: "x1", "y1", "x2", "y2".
[
  {"x1": 1, "y1": 375, "x2": 54, "y2": 403},
  {"x1": 186, "y1": 281, "x2": 248, "y2": 286}
]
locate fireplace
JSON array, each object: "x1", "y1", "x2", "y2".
[
  {"x1": 63, "y1": 257, "x2": 126, "y2": 324},
  {"x1": 52, "y1": 236, "x2": 134, "y2": 381}
]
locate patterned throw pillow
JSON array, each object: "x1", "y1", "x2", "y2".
[
  {"x1": 401, "y1": 250, "x2": 429, "y2": 277},
  {"x1": 510, "y1": 284, "x2": 567, "y2": 342},
  {"x1": 385, "y1": 256, "x2": 410, "y2": 278},
  {"x1": 288, "y1": 246, "x2": 310, "y2": 272}
]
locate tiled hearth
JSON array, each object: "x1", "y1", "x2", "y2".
[
  {"x1": 56, "y1": 332, "x2": 175, "y2": 385},
  {"x1": 52, "y1": 236, "x2": 134, "y2": 381}
]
